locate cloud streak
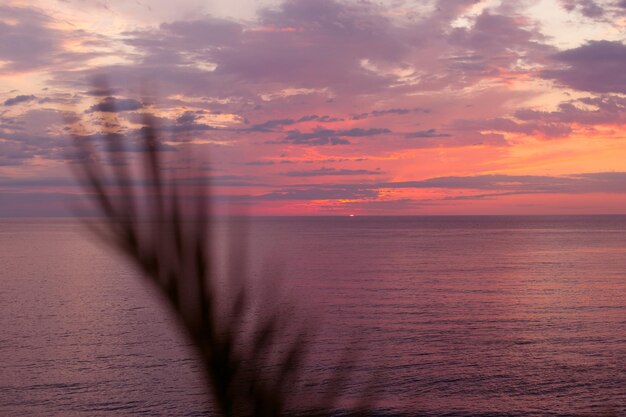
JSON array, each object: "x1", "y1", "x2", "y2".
[
  {"x1": 3, "y1": 95, "x2": 36, "y2": 106},
  {"x1": 282, "y1": 168, "x2": 382, "y2": 177},
  {"x1": 86, "y1": 97, "x2": 144, "y2": 113}
]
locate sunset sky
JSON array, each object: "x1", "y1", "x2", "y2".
[{"x1": 1, "y1": 0, "x2": 626, "y2": 216}]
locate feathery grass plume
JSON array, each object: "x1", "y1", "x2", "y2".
[{"x1": 70, "y1": 85, "x2": 375, "y2": 417}]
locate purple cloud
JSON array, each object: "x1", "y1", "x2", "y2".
[
  {"x1": 378, "y1": 172, "x2": 626, "y2": 196},
  {"x1": 257, "y1": 187, "x2": 378, "y2": 201},
  {"x1": 559, "y1": 0, "x2": 604, "y2": 17},
  {"x1": 542, "y1": 41, "x2": 626, "y2": 93},
  {"x1": 247, "y1": 118, "x2": 295, "y2": 132},
  {"x1": 340, "y1": 128, "x2": 391, "y2": 137},
  {"x1": 0, "y1": 5, "x2": 100, "y2": 73},
  {"x1": 245, "y1": 114, "x2": 345, "y2": 132},
  {"x1": 515, "y1": 95, "x2": 626, "y2": 126},
  {"x1": 297, "y1": 114, "x2": 342, "y2": 123},
  {"x1": 49, "y1": 0, "x2": 560, "y2": 112},
  {"x1": 86, "y1": 97, "x2": 144, "y2": 113},
  {"x1": 3, "y1": 94, "x2": 36, "y2": 106},
  {"x1": 273, "y1": 127, "x2": 390, "y2": 146},
  {"x1": 452, "y1": 117, "x2": 573, "y2": 138},
  {"x1": 351, "y1": 108, "x2": 417, "y2": 120},
  {"x1": 447, "y1": 10, "x2": 554, "y2": 82},
  {"x1": 405, "y1": 129, "x2": 451, "y2": 138},
  {"x1": 56, "y1": 0, "x2": 460, "y2": 102},
  {"x1": 175, "y1": 110, "x2": 202, "y2": 124},
  {"x1": 283, "y1": 168, "x2": 382, "y2": 177}
]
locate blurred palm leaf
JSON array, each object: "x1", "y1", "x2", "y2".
[{"x1": 71, "y1": 89, "x2": 374, "y2": 417}]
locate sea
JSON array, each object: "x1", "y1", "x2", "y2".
[{"x1": 1, "y1": 216, "x2": 625, "y2": 416}]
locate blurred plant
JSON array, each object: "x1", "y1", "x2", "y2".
[{"x1": 71, "y1": 87, "x2": 374, "y2": 416}]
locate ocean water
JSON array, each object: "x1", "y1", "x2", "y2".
[{"x1": 1, "y1": 216, "x2": 625, "y2": 416}]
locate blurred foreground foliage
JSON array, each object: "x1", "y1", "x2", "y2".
[{"x1": 72, "y1": 87, "x2": 374, "y2": 417}]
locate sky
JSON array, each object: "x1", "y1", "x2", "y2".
[{"x1": 1, "y1": 0, "x2": 626, "y2": 216}]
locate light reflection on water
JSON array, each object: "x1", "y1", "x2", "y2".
[{"x1": 1, "y1": 216, "x2": 625, "y2": 416}]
